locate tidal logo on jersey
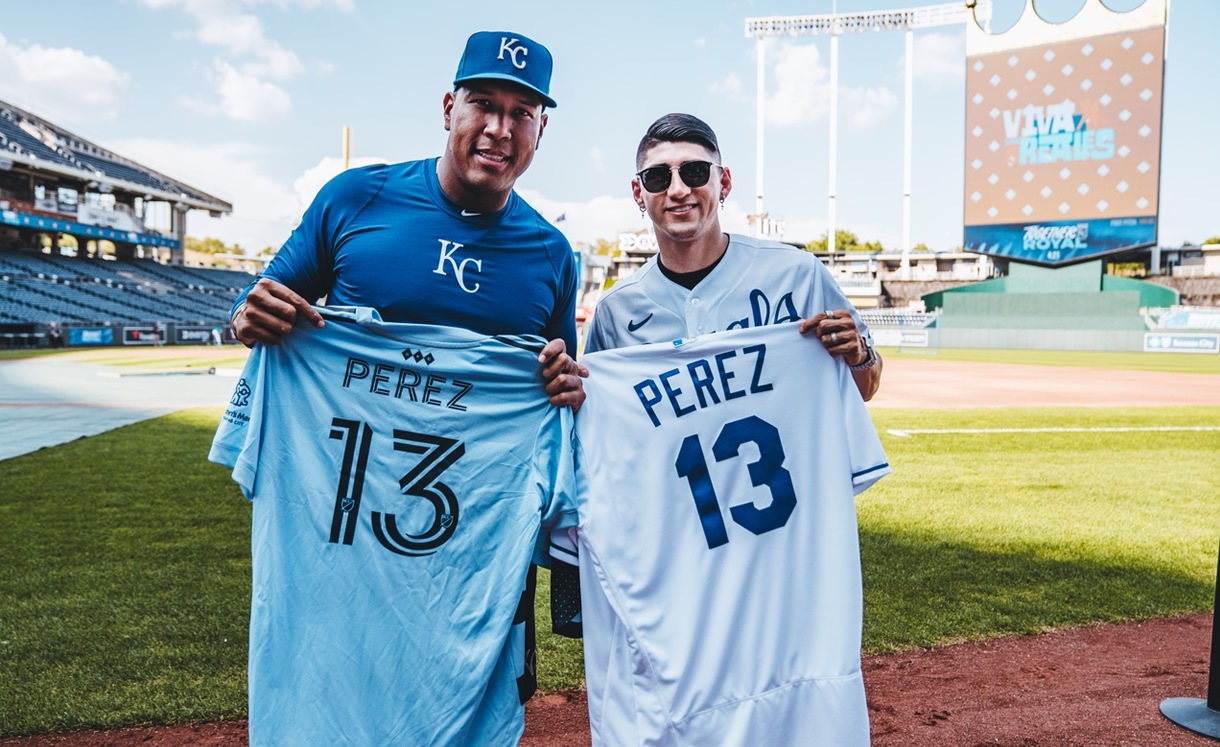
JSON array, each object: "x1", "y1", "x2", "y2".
[
  {"x1": 497, "y1": 37, "x2": 528, "y2": 69},
  {"x1": 633, "y1": 343, "x2": 773, "y2": 428},
  {"x1": 229, "y1": 377, "x2": 251, "y2": 407},
  {"x1": 342, "y1": 356, "x2": 473, "y2": 411},
  {"x1": 434, "y1": 239, "x2": 483, "y2": 294},
  {"x1": 627, "y1": 313, "x2": 653, "y2": 333}
]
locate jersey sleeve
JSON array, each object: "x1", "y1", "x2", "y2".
[
  {"x1": 207, "y1": 344, "x2": 269, "y2": 500},
  {"x1": 231, "y1": 167, "x2": 383, "y2": 317},
  {"x1": 530, "y1": 404, "x2": 579, "y2": 549},
  {"x1": 582, "y1": 304, "x2": 613, "y2": 354},
  {"x1": 545, "y1": 430, "x2": 586, "y2": 638},
  {"x1": 837, "y1": 359, "x2": 891, "y2": 494},
  {"x1": 544, "y1": 235, "x2": 579, "y2": 354}
]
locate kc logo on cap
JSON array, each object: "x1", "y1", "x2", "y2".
[
  {"x1": 454, "y1": 30, "x2": 557, "y2": 108},
  {"x1": 498, "y1": 37, "x2": 528, "y2": 69}
]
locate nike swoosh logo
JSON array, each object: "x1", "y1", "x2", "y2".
[
  {"x1": 460, "y1": 209, "x2": 480, "y2": 217},
  {"x1": 627, "y1": 314, "x2": 653, "y2": 332}
]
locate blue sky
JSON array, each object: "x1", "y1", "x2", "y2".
[{"x1": 0, "y1": 0, "x2": 1213, "y2": 252}]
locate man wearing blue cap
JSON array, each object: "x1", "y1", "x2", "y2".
[
  {"x1": 232, "y1": 31, "x2": 577, "y2": 396},
  {"x1": 221, "y1": 30, "x2": 582, "y2": 746}
]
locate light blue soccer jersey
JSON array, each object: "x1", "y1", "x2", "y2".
[{"x1": 209, "y1": 307, "x2": 576, "y2": 746}]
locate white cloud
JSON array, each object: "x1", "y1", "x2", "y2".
[
  {"x1": 213, "y1": 61, "x2": 293, "y2": 122},
  {"x1": 107, "y1": 139, "x2": 385, "y2": 251},
  {"x1": 911, "y1": 31, "x2": 964, "y2": 86},
  {"x1": 694, "y1": 37, "x2": 708, "y2": 48},
  {"x1": 0, "y1": 33, "x2": 128, "y2": 124},
  {"x1": 590, "y1": 145, "x2": 605, "y2": 172},
  {"x1": 766, "y1": 42, "x2": 896, "y2": 130},
  {"x1": 843, "y1": 86, "x2": 898, "y2": 129},
  {"x1": 253, "y1": 0, "x2": 354, "y2": 10},
  {"x1": 140, "y1": 0, "x2": 310, "y2": 121},
  {"x1": 709, "y1": 73, "x2": 745, "y2": 96},
  {"x1": 177, "y1": 62, "x2": 293, "y2": 123},
  {"x1": 292, "y1": 156, "x2": 386, "y2": 211},
  {"x1": 516, "y1": 190, "x2": 643, "y2": 245}
]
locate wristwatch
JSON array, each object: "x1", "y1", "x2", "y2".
[{"x1": 849, "y1": 341, "x2": 878, "y2": 372}]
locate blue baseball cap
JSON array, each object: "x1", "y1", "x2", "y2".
[{"x1": 453, "y1": 31, "x2": 557, "y2": 108}]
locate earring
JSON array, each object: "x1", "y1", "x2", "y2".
[
  {"x1": 719, "y1": 198, "x2": 725, "y2": 210},
  {"x1": 639, "y1": 204, "x2": 646, "y2": 217}
]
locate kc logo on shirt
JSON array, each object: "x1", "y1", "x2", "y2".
[{"x1": 434, "y1": 239, "x2": 482, "y2": 293}]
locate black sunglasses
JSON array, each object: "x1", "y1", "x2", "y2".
[{"x1": 635, "y1": 160, "x2": 719, "y2": 193}]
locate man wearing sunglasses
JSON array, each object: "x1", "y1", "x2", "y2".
[
  {"x1": 582, "y1": 112, "x2": 881, "y2": 400},
  {"x1": 551, "y1": 112, "x2": 885, "y2": 745}
]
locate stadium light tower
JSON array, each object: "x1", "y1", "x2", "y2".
[{"x1": 746, "y1": 0, "x2": 990, "y2": 272}]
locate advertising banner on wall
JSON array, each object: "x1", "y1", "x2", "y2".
[
  {"x1": 122, "y1": 326, "x2": 165, "y2": 345},
  {"x1": 68, "y1": 327, "x2": 114, "y2": 346},
  {"x1": 964, "y1": 1, "x2": 1167, "y2": 266}
]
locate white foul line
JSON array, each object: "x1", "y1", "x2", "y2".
[{"x1": 887, "y1": 426, "x2": 1220, "y2": 438}]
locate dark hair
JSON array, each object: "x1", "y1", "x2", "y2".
[{"x1": 635, "y1": 113, "x2": 720, "y2": 169}]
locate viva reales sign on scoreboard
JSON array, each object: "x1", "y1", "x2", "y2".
[{"x1": 963, "y1": 0, "x2": 1167, "y2": 266}]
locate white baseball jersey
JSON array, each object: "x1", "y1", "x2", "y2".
[
  {"x1": 584, "y1": 233, "x2": 871, "y2": 353},
  {"x1": 567, "y1": 321, "x2": 890, "y2": 746}
]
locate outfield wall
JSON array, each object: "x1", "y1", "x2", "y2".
[{"x1": 938, "y1": 328, "x2": 1147, "y2": 351}]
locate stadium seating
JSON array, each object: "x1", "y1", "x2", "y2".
[
  {"x1": 0, "y1": 248, "x2": 250, "y2": 327},
  {"x1": 858, "y1": 310, "x2": 938, "y2": 328}
]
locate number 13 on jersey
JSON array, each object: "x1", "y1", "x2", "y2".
[{"x1": 674, "y1": 415, "x2": 798, "y2": 549}]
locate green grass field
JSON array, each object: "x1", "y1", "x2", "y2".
[
  {"x1": 2, "y1": 402, "x2": 1218, "y2": 736},
  {"x1": 877, "y1": 345, "x2": 1220, "y2": 375}
]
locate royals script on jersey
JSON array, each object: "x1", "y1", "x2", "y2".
[
  {"x1": 568, "y1": 322, "x2": 890, "y2": 746},
  {"x1": 209, "y1": 307, "x2": 576, "y2": 746}
]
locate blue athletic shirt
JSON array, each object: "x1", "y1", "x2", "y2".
[
  {"x1": 209, "y1": 307, "x2": 577, "y2": 746},
  {"x1": 234, "y1": 157, "x2": 578, "y2": 352}
]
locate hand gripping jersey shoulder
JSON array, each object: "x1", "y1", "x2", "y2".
[
  {"x1": 209, "y1": 306, "x2": 576, "y2": 747},
  {"x1": 570, "y1": 322, "x2": 889, "y2": 746}
]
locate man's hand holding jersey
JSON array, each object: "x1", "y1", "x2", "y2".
[
  {"x1": 539, "y1": 339, "x2": 588, "y2": 412},
  {"x1": 800, "y1": 309, "x2": 882, "y2": 402},
  {"x1": 233, "y1": 278, "x2": 325, "y2": 347}
]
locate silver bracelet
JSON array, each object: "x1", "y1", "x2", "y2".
[{"x1": 849, "y1": 344, "x2": 878, "y2": 372}]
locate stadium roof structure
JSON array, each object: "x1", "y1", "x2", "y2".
[{"x1": 0, "y1": 98, "x2": 232, "y2": 215}]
